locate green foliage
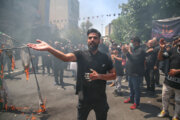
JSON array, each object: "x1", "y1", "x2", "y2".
[
  {"x1": 62, "y1": 26, "x2": 82, "y2": 45},
  {"x1": 112, "y1": 0, "x2": 180, "y2": 43},
  {"x1": 80, "y1": 20, "x2": 93, "y2": 42},
  {"x1": 62, "y1": 20, "x2": 93, "y2": 45}
]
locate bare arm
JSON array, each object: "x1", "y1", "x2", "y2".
[
  {"x1": 157, "y1": 49, "x2": 164, "y2": 61},
  {"x1": 168, "y1": 69, "x2": 180, "y2": 76},
  {"x1": 113, "y1": 55, "x2": 122, "y2": 61},
  {"x1": 89, "y1": 68, "x2": 116, "y2": 81},
  {"x1": 158, "y1": 38, "x2": 166, "y2": 61},
  {"x1": 47, "y1": 47, "x2": 76, "y2": 62},
  {"x1": 27, "y1": 40, "x2": 76, "y2": 62}
]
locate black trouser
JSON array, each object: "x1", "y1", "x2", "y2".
[
  {"x1": 145, "y1": 68, "x2": 155, "y2": 92},
  {"x1": 77, "y1": 100, "x2": 109, "y2": 120},
  {"x1": 154, "y1": 69, "x2": 160, "y2": 85},
  {"x1": 54, "y1": 68, "x2": 64, "y2": 85}
]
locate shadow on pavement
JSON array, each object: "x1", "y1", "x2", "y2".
[
  {"x1": 58, "y1": 82, "x2": 76, "y2": 90},
  {"x1": 138, "y1": 103, "x2": 161, "y2": 118}
]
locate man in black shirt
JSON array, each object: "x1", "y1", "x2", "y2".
[
  {"x1": 158, "y1": 37, "x2": 180, "y2": 120},
  {"x1": 111, "y1": 47, "x2": 124, "y2": 96},
  {"x1": 98, "y1": 38, "x2": 109, "y2": 55},
  {"x1": 144, "y1": 39, "x2": 159, "y2": 94},
  {"x1": 27, "y1": 28, "x2": 116, "y2": 120},
  {"x1": 122, "y1": 36, "x2": 146, "y2": 110}
]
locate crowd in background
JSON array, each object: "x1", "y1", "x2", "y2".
[{"x1": 0, "y1": 29, "x2": 180, "y2": 120}]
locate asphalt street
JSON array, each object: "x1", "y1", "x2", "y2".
[{"x1": 0, "y1": 69, "x2": 174, "y2": 120}]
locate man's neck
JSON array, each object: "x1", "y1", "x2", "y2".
[{"x1": 90, "y1": 49, "x2": 98, "y2": 55}]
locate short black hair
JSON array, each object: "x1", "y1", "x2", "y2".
[
  {"x1": 87, "y1": 28, "x2": 101, "y2": 38},
  {"x1": 132, "y1": 36, "x2": 141, "y2": 43}
]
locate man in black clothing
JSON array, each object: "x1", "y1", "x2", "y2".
[
  {"x1": 111, "y1": 47, "x2": 124, "y2": 96},
  {"x1": 144, "y1": 39, "x2": 159, "y2": 94},
  {"x1": 98, "y1": 38, "x2": 109, "y2": 55},
  {"x1": 27, "y1": 28, "x2": 116, "y2": 120},
  {"x1": 122, "y1": 36, "x2": 146, "y2": 110},
  {"x1": 157, "y1": 37, "x2": 180, "y2": 120},
  {"x1": 52, "y1": 42, "x2": 66, "y2": 87}
]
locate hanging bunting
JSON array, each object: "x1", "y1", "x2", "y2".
[{"x1": 53, "y1": 12, "x2": 122, "y2": 22}]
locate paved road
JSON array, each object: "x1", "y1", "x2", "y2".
[{"x1": 0, "y1": 69, "x2": 174, "y2": 120}]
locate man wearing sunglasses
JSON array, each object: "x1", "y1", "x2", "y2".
[{"x1": 27, "y1": 28, "x2": 116, "y2": 120}]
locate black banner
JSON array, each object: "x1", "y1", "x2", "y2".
[{"x1": 152, "y1": 17, "x2": 180, "y2": 42}]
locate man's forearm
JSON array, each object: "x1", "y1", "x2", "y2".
[
  {"x1": 176, "y1": 69, "x2": 180, "y2": 75},
  {"x1": 157, "y1": 49, "x2": 164, "y2": 61},
  {"x1": 98, "y1": 72, "x2": 116, "y2": 81},
  {"x1": 47, "y1": 47, "x2": 67, "y2": 61},
  {"x1": 114, "y1": 56, "x2": 122, "y2": 61}
]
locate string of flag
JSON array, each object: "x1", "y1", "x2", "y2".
[{"x1": 50, "y1": 12, "x2": 121, "y2": 23}]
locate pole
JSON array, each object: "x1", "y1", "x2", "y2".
[{"x1": 27, "y1": 48, "x2": 45, "y2": 111}]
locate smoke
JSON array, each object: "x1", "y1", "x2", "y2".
[{"x1": 0, "y1": 1, "x2": 40, "y2": 46}]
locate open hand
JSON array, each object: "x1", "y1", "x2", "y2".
[{"x1": 27, "y1": 39, "x2": 51, "y2": 51}]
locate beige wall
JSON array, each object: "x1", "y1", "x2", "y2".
[
  {"x1": 49, "y1": 0, "x2": 79, "y2": 30},
  {"x1": 105, "y1": 23, "x2": 113, "y2": 36}
]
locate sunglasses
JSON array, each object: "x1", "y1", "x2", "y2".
[{"x1": 88, "y1": 36, "x2": 98, "y2": 40}]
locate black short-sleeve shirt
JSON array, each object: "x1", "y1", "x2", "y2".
[
  {"x1": 164, "y1": 46, "x2": 180, "y2": 89},
  {"x1": 73, "y1": 50, "x2": 113, "y2": 103}
]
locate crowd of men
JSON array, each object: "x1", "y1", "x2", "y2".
[
  {"x1": 1, "y1": 28, "x2": 180, "y2": 120},
  {"x1": 105, "y1": 35, "x2": 180, "y2": 120}
]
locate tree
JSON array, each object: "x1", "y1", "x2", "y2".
[
  {"x1": 111, "y1": 15, "x2": 136, "y2": 44},
  {"x1": 112, "y1": 0, "x2": 180, "y2": 43},
  {"x1": 80, "y1": 20, "x2": 93, "y2": 43},
  {"x1": 62, "y1": 26, "x2": 82, "y2": 45}
]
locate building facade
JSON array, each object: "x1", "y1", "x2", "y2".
[
  {"x1": 105, "y1": 23, "x2": 113, "y2": 37},
  {"x1": 49, "y1": 0, "x2": 79, "y2": 30}
]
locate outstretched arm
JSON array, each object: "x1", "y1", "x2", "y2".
[
  {"x1": 27, "y1": 40, "x2": 77, "y2": 62},
  {"x1": 158, "y1": 38, "x2": 166, "y2": 61}
]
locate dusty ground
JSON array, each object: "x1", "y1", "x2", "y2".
[{"x1": 0, "y1": 69, "x2": 174, "y2": 120}]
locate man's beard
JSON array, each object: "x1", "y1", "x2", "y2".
[{"x1": 88, "y1": 43, "x2": 99, "y2": 52}]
